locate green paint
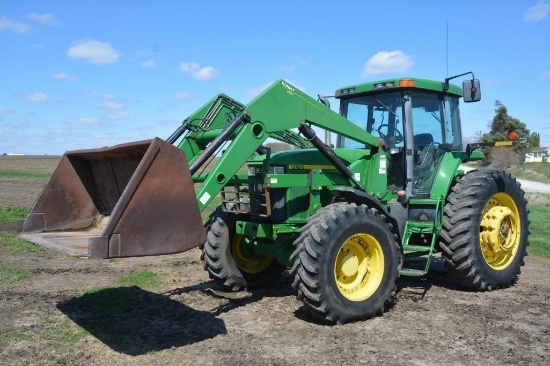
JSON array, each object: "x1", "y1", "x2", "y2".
[{"x1": 170, "y1": 77, "x2": 510, "y2": 277}]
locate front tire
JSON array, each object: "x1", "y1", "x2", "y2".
[
  {"x1": 201, "y1": 207, "x2": 285, "y2": 291},
  {"x1": 439, "y1": 169, "x2": 530, "y2": 290},
  {"x1": 290, "y1": 203, "x2": 401, "y2": 324}
]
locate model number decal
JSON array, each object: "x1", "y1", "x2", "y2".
[
  {"x1": 289, "y1": 164, "x2": 304, "y2": 170},
  {"x1": 288, "y1": 164, "x2": 337, "y2": 170}
]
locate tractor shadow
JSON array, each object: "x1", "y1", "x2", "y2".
[
  {"x1": 57, "y1": 275, "x2": 295, "y2": 355},
  {"x1": 57, "y1": 285, "x2": 228, "y2": 355},
  {"x1": 395, "y1": 255, "x2": 472, "y2": 302}
]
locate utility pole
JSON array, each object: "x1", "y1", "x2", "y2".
[{"x1": 477, "y1": 130, "x2": 484, "y2": 142}]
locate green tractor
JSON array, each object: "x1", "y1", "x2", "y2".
[{"x1": 19, "y1": 73, "x2": 529, "y2": 324}]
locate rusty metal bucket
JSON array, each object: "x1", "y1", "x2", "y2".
[{"x1": 18, "y1": 138, "x2": 205, "y2": 258}]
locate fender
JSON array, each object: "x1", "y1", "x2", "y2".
[{"x1": 331, "y1": 186, "x2": 401, "y2": 241}]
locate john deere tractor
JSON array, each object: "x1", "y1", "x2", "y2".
[{"x1": 19, "y1": 72, "x2": 529, "y2": 324}]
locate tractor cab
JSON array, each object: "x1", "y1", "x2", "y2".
[{"x1": 336, "y1": 76, "x2": 480, "y2": 196}]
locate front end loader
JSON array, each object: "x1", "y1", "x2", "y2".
[{"x1": 19, "y1": 75, "x2": 529, "y2": 324}]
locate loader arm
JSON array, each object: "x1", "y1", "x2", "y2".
[
  {"x1": 173, "y1": 92, "x2": 315, "y2": 166},
  {"x1": 192, "y1": 80, "x2": 382, "y2": 211}
]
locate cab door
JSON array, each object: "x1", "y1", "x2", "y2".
[{"x1": 408, "y1": 92, "x2": 462, "y2": 194}]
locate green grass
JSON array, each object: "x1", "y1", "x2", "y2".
[
  {"x1": 117, "y1": 270, "x2": 159, "y2": 288},
  {"x1": 0, "y1": 331, "x2": 31, "y2": 342},
  {"x1": 0, "y1": 207, "x2": 29, "y2": 221},
  {"x1": 0, "y1": 232, "x2": 53, "y2": 255},
  {"x1": 0, "y1": 264, "x2": 29, "y2": 283},
  {"x1": 527, "y1": 204, "x2": 550, "y2": 257},
  {"x1": 0, "y1": 171, "x2": 52, "y2": 178},
  {"x1": 41, "y1": 319, "x2": 89, "y2": 347},
  {"x1": 505, "y1": 163, "x2": 550, "y2": 184},
  {"x1": 201, "y1": 196, "x2": 222, "y2": 221}
]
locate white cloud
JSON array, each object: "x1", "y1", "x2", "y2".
[
  {"x1": 122, "y1": 96, "x2": 141, "y2": 103},
  {"x1": 25, "y1": 13, "x2": 61, "y2": 27},
  {"x1": 193, "y1": 66, "x2": 218, "y2": 80},
  {"x1": 141, "y1": 59, "x2": 155, "y2": 68},
  {"x1": 0, "y1": 106, "x2": 14, "y2": 114},
  {"x1": 179, "y1": 61, "x2": 218, "y2": 80},
  {"x1": 541, "y1": 70, "x2": 550, "y2": 79},
  {"x1": 179, "y1": 62, "x2": 200, "y2": 73},
  {"x1": 88, "y1": 91, "x2": 115, "y2": 99},
  {"x1": 102, "y1": 102, "x2": 124, "y2": 110},
  {"x1": 173, "y1": 91, "x2": 192, "y2": 100},
  {"x1": 66, "y1": 117, "x2": 100, "y2": 125},
  {"x1": 361, "y1": 50, "x2": 414, "y2": 77},
  {"x1": 524, "y1": 1, "x2": 550, "y2": 21},
  {"x1": 105, "y1": 111, "x2": 129, "y2": 119},
  {"x1": 67, "y1": 39, "x2": 121, "y2": 64},
  {"x1": 53, "y1": 72, "x2": 77, "y2": 81},
  {"x1": 0, "y1": 16, "x2": 31, "y2": 34},
  {"x1": 23, "y1": 92, "x2": 48, "y2": 102}
]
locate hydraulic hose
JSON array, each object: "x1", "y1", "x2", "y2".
[
  {"x1": 298, "y1": 122, "x2": 365, "y2": 192},
  {"x1": 189, "y1": 113, "x2": 247, "y2": 175}
]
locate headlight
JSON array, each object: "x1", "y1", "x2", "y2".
[{"x1": 248, "y1": 166, "x2": 257, "y2": 176}]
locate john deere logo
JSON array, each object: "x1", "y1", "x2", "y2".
[{"x1": 281, "y1": 80, "x2": 295, "y2": 95}]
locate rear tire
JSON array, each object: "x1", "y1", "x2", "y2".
[
  {"x1": 290, "y1": 202, "x2": 401, "y2": 324},
  {"x1": 201, "y1": 207, "x2": 285, "y2": 291},
  {"x1": 439, "y1": 169, "x2": 530, "y2": 290}
]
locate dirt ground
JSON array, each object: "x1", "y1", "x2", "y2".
[{"x1": 0, "y1": 158, "x2": 549, "y2": 365}]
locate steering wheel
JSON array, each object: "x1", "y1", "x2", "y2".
[{"x1": 377, "y1": 124, "x2": 403, "y2": 144}]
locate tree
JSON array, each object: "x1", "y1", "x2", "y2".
[
  {"x1": 531, "y1": 132, "x2": 540, "y2": 148},
  {"x1": 481, "y1": 100, "x2": 531, "y2": 165}
]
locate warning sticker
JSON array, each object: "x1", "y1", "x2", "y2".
[
  {"x1": 379, "y1": 155, "x2": 387, "y2": 174},
  {"x1": 199, "y1": 192, "x2": 211, "y2": 205}
]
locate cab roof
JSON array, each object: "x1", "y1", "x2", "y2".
[{"x1": 336, "y1": 77, "x2": 463, "y2": 98}]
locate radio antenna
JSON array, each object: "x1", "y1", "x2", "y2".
[{"x1": 446, "y1": 22, "x2": 449, "y2": 76}]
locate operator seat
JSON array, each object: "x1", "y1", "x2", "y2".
[
  {"x1": 413, "y1": 133, "x2": 438, "y2": 191},
  {"x1": 414, "y1": 133, "x2": 433, "y2": 151},
  {"x1": 414, "y1": 133, "x2": 433, "y2": 164}
]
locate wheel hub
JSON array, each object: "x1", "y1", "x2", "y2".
[
  {"x1": 232, "y1": 235, "x2": 273, "y2": 274},
  {"x1": 480, "y1": 194, "x2": 521, "y2": 271},
  {"x1": 340, "y1": 250, "x2": 360, "y2": 277},
  {"x1": 334, "y1": 234, "x2": 383, "y2": 301}
]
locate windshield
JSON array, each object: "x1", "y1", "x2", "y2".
[{"x1": 339, "y1": 92, "x2": 404, "y2": 149}]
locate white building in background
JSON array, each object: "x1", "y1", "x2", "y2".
[{"x1": 525, "y1": 147, "x2": 550, "y2": 163}]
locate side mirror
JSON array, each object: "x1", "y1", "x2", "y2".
[{"x1": 462, "y1": 79, "x2": 481, "y2": 103}]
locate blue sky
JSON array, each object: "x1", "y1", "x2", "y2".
[{"x1": 1, "y1": 0, "x2": 549, "y2": 155}]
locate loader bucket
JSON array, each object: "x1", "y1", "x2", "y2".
[{"x1": 18, "y1": 138, "x2": 205, "y2": 258}]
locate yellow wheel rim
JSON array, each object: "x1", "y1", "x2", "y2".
[
  {"x1": 231, "y1": 235, "x2": 273, "y2": 274},
  {"x1": 334, "y1": 234, "x2": 385, "y2": 301},
  {"x1": 480, "y1": 193, "x2": 521, "y2": 270}
]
